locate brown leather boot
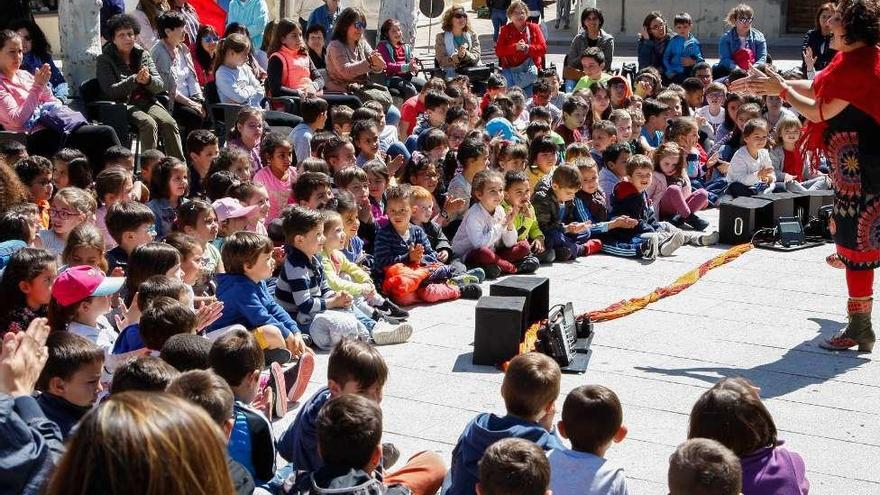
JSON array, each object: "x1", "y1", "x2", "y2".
[{"x1": 820, "y1": 298, "x2": 876, "y2": 352}]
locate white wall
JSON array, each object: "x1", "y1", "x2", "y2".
[{"x1": 596, "y1": 0, "x2": 784, "y2": 40}]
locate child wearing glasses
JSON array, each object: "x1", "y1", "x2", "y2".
[
  {"x1": 714, "y1": 4, "x2": 766, "y2": 78},
  {"x1": 40, "y1": 187, "x2": 97, "y2": 257}
]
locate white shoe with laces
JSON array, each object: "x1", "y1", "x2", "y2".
[{"x1": 371, "y1": 321, "x2": 413, "y2": 345}]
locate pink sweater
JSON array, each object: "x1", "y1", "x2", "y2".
[
  {"x1": 0, "y1": 70, "x2": 55, "y2": 132},
  {"x1": 253, "y1": 166, "x2": 295, "y2": 223}
]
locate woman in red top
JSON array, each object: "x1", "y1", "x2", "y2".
[
  {"x1": 192, "y1": 24, "x2": 218, "y2": 86},
  {"x1": 495, "y1": 0, "x2": 546, "y2": 96}
]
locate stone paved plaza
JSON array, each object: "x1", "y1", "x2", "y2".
[{"x1": 275, "y1": 209, "x2": 880, "y2": 494}]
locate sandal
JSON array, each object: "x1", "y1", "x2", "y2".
[{"x1": 826, "y1": 253, "x2": 845, "y2": 269}]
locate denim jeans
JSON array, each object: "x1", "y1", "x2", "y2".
[{"x1": 491, "y1": 9, "x2": 508, "y2": 41}]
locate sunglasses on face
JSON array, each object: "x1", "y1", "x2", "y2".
[
  {"x1": 202, "y1": 35, "x2": 219, "y2": 43},
  {"x1": 737, "y1": 17, "x2": 754, "y2": 24},
  {"x1": 453, "y1": 13, "x2": 467, "y2": 19},
  {"x1": 354, "y1": 21, "x2": 367, "y2": 30}
]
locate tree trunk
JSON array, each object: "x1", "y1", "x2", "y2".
[
  {"x1": 378, "y1": 0, "x2": 419, "y2": 46},
  {"x1": 59, "y1": 0, "x2": 102, "y2": 97}
]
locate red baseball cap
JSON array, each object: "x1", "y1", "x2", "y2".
[{"x1": 51, "y1": 266, "x2": 125, "y2": 306}]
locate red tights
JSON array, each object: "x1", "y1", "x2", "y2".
[{"x1": 846, "y1": 268, "x2": 874, "y2": 298}]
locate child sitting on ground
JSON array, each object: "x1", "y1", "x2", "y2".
[
  {"x1": 175, "y1": 199, "x2": 224, "y2": 296},
  {"x1": 212, "y1": 197, "x2": 257, "y2": 249},
  {"x1": 640, "y1": 99, "x2": 671, "y2": 149},
  {"x1": 47, "y1": 265, "x2": 124, "y2": 354},
  {"x1": 186, "y1": 130, "x2": 220, "y2": 198},
  {"x1": 105, "y1": 201, "x2": 156, "y2": 275},
  {"x1": 293, "y1": 172, "x2": 335, "y2": 210},
  {"x1": 94, "y1": 167, "x2": 135, "y2": 251},
  {"x1": 689, "y1": 377, "x2": 809, "y2": 494},
  {"x1": 61, "y1": 223, "x2": 109, "y2": 274},
  {"x1": 574, "y1": 48, "x2": 611, "y2": 91},
  {"x1": 374, "y1": 185, "x2": 482, "y2": 304},
  {"x1": 321, "y1": 210, "x2": 409, "y2": 320},
  {"x1": 229, "y1": 182, "x2": 271, "y2": 235},
  {"x1": 276, "y1": 205, "x2": 411, "y2": 349},
  {"x1": 609, "y1": 155, "x2": 718, "y2": 259},
  {"x1": 284, "y1": 393, "x2": 446, "y2": 495},
  {"x1": 478, "y1": 438, "x2": 552, "y2": 495},
  {"x1": 52, "y1": 148, "x2": 90, "y2": 192},
  {"x1": 555, "y1": 97, "x2": 588, "y2": 147},
  {"x1": 109, "y1": 354, "x2": 179, "y2": 394},
  {"x1": 668, "y1": 439, "x2": 742, "y2": 495},
  {"x1": 452, "y1": 170, "x2": 530, "y2": 278},
  {"x1": 502, "y1": 171, "x2": 552, "y2": 267},
  {"x1": 335, "y1": 191, "x2": 372, "y2": 268},
  {"x1": 645, "y1": 142, "x2": 710, "y2": 230},
  {"x1": 209, "y1": 328, "x2": 277, "y2": 484},
  {"x1": 526, "y1": 136, "x2": 559, "y2": 189},
  {"x1": 290, "y1": 96, "x2": 329, "y2": 164},
  {"x1": 160, "y1": 334, "x2": 212, "y2": 372},
  {"x1": 568, "y1": 159, "x2": 643, "y2": 258},
  {"x1": 147, "y1": 157, "x2": 190, "y2": 239},
  {"x1": 0, "y1": 248, "x2": 56, "y2": 335},
  {"x1": 446, "y1": 137, "x2": 490, "y2": 229},
  {"x1": 588, "y1": 120, "x2": 618, "y2": 170},
  {"x1": 446, "y1": 353, "x2": 564, "y2": 495},
  {"x1": 13, "y1": 156, "x2": 53, "y2": 229},
  {"x1": 409, "y1": 185, "x2": 467, "y2": 273},
  {"x1": 598, "y1": 144, "x2": 631, "y2": 209},
  {"x1": 39, "y1": 187, "x2": 97, "y2": 256},
  {"x1": 769, "y1": 116, "x2": 830, "y2": 192},
  {"x1": 166, "y1": 369, "x2": 256, "y2": 494},
  {"x1": 278, "y1": 338, "x2": 388, "y2": 471},
  {"x1": 320, "y1": 134, "x2": 357, "y2": 175},
  {"x1": 727, "y1": 119, "x2": 775, "y2": 197},
  {"x1": 208, "y1": 231, "x2": 311, "y2": 362},
  {"x1": 532, "y1": 165, "x2": 603, "y2": 262},
  {"x1": 495, "y1": 140, "x2": 529, "y2": 174},
  {"x1": 548, "y1": 385, "x2": 629, "y2": 494},
  {"x1": 35, "y1": 331, "x2": 105, "y2": 438},
  {"x1": 211, "y1": 147, "x2": 252, "y2": 182},
  {"x1": 254, "y1": 132, "x2": 296, "y2": 223}
]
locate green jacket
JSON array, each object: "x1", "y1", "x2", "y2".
[
  {"x1": 502, "y1": 201, "x2": 544, "y2": 242},
  {"x1": 96, "y1": 42, "x2": 165, "y2": 104}
]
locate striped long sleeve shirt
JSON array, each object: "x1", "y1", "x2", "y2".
[
  {"x1": 275, "y1": 247, "x2": 334, "y2": 327},
  {"x1": 372, "y1": 223, "x2": 438, "y2": 282}
]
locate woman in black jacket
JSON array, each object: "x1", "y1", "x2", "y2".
[{"x1": 801, "y1": 2, "x2": 837, "y2": 77}]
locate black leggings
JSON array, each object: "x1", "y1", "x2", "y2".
[
  {"x1": 388, "y1": 75, "x2": 426, "y2": 100},
  {"x1": 27, "y1": 124, "x2": 121, "y2": 176},
  {"x1": 173, "y1": 104, "x2": 209, "y2": 142}
]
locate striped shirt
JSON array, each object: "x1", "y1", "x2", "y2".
[{"x1": 275, "y1": 247, "x2": 333, "y2": 326}]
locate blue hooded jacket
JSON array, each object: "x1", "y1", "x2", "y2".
[
  {"x1": 209, "y1": 273, "x2": 300, "y2": 338},
  {"x1": 276, "y1": 386, "x2": 331, "y2": 471},
  {"x1": 663, "y1": 33, "x2": 704, "y2": 77},
  {"x1": 444, "y1": 413, "x2": 563, "y2": 495}
]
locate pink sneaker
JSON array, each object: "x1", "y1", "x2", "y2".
[{"x1": 285, "y1": 352, "x2": 315, "y2": 403}]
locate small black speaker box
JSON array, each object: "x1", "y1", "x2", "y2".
[
  {"x1": 719, "y1": 196, "x2": 772, "y2": 244},
  {"x1": 473, "y1": 296, "x2": 526, "y2": 366},
  {"x1": 489, "y1": 276, "x2": 550, "y2": 332},
  {"x1": 793, "y1": 190, "x2": 834, "y2": 223},
  {"x1": 756, "y1": 192, "x2": 800, "y2": 227}
]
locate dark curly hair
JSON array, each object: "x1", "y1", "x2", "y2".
[{"x1": 840, "y1": 0, "x2": 880, "y2": 47}]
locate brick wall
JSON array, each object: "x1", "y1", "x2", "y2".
[{"x1": 786, "y1": 0, "x2": 826, "y2": 32}]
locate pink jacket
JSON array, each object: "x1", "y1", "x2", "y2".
[
  {"x1": 0, "y1": 70, "x2": 55, "y2": 132},
  {"x1": 646, "y1": 171, "x2": 692, "y2": 216}
]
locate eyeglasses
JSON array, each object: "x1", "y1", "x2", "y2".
[
  {"x1": 49, "y1": 208, "x2": 79, "y2": 220},
  {"x1": 737, "y1": 17, "x2": 754, "y2": 24},
  {"x1": 145, "y1": 224, "x2": 158, "y2": 236},
  {"x1": 354, "y1": 21, "x2": 367, "y2": 30},
  {"x1": 453, "y1": 13, "x2": 467, "y2": 19},
  {"x1": 202, "y1": 34, "x2": 219, "y2": 43}
]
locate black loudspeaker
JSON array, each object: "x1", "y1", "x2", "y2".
[
  {"x1": 489, "y1": 277, "x2": 550, "y2": 335},
  {"x1": 793, "y1": 190, "x2": 834, "y2": 223},
  {"x1": 473, "y1": 296, "x2": 527, "y2": 366},
  {"x1": 756, "y1": 192, "x2": 800, "y2": 228},
  {"x1": 719, "y1": 196, "x2": 772, "y2": 244}
]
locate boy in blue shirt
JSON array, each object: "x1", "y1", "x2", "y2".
[
  {"x1": 444, "y1": 353, "x2": 564, "y2": 495},
  {"x1": 663, "y1": 12, "x2": 704, "y2": 83}
]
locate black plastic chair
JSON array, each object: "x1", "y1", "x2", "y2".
[
  {"x1": 0, "y1": 124, "x2": 27, "y2": 146},
  {"x1": 203, "y1": 81, "x2": 244, "y2": 142},
  {"x1": 79, "y1": 78, "x2": 172, "y2": 153}
]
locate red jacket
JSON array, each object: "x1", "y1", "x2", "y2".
[{"x1": 495, "y1": 22, "x2": 546, "y2": 69}]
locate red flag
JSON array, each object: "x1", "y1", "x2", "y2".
[{"x1": 189, "y1": 0, "x2": 227, "y2": 37}]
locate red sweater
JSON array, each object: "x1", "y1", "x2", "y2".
[{"x1": 495, "y1": 22, "x2": 546, "y2": 69}]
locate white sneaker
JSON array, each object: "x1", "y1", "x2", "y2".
[
  {"x1": 642, "y1": 235, "x2": 659, "y2": 260},
  {"x1": 698, "y1": 231, "x2": 720, "y2": 246},
  {"x1": 659, "y1": 230, "x2": 686, "y2": 256},
  {"x1": 371, "y1": 321, "x2": 413, "y2": 345}
]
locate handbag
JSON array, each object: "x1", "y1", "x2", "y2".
[
  {"x1": 349, "y1": 82, "x2": 393, "y2": 113},
  {"x1": 38, "y1": 105, "x2": 88, "y2": 135}
]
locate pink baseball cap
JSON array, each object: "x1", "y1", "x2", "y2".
[
  {"x1": 52, "y1": 265, "x2": 125, "y2": 306},
  {"x1": 212, "y1": 197, "x2": 258, "y2": 222}
]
